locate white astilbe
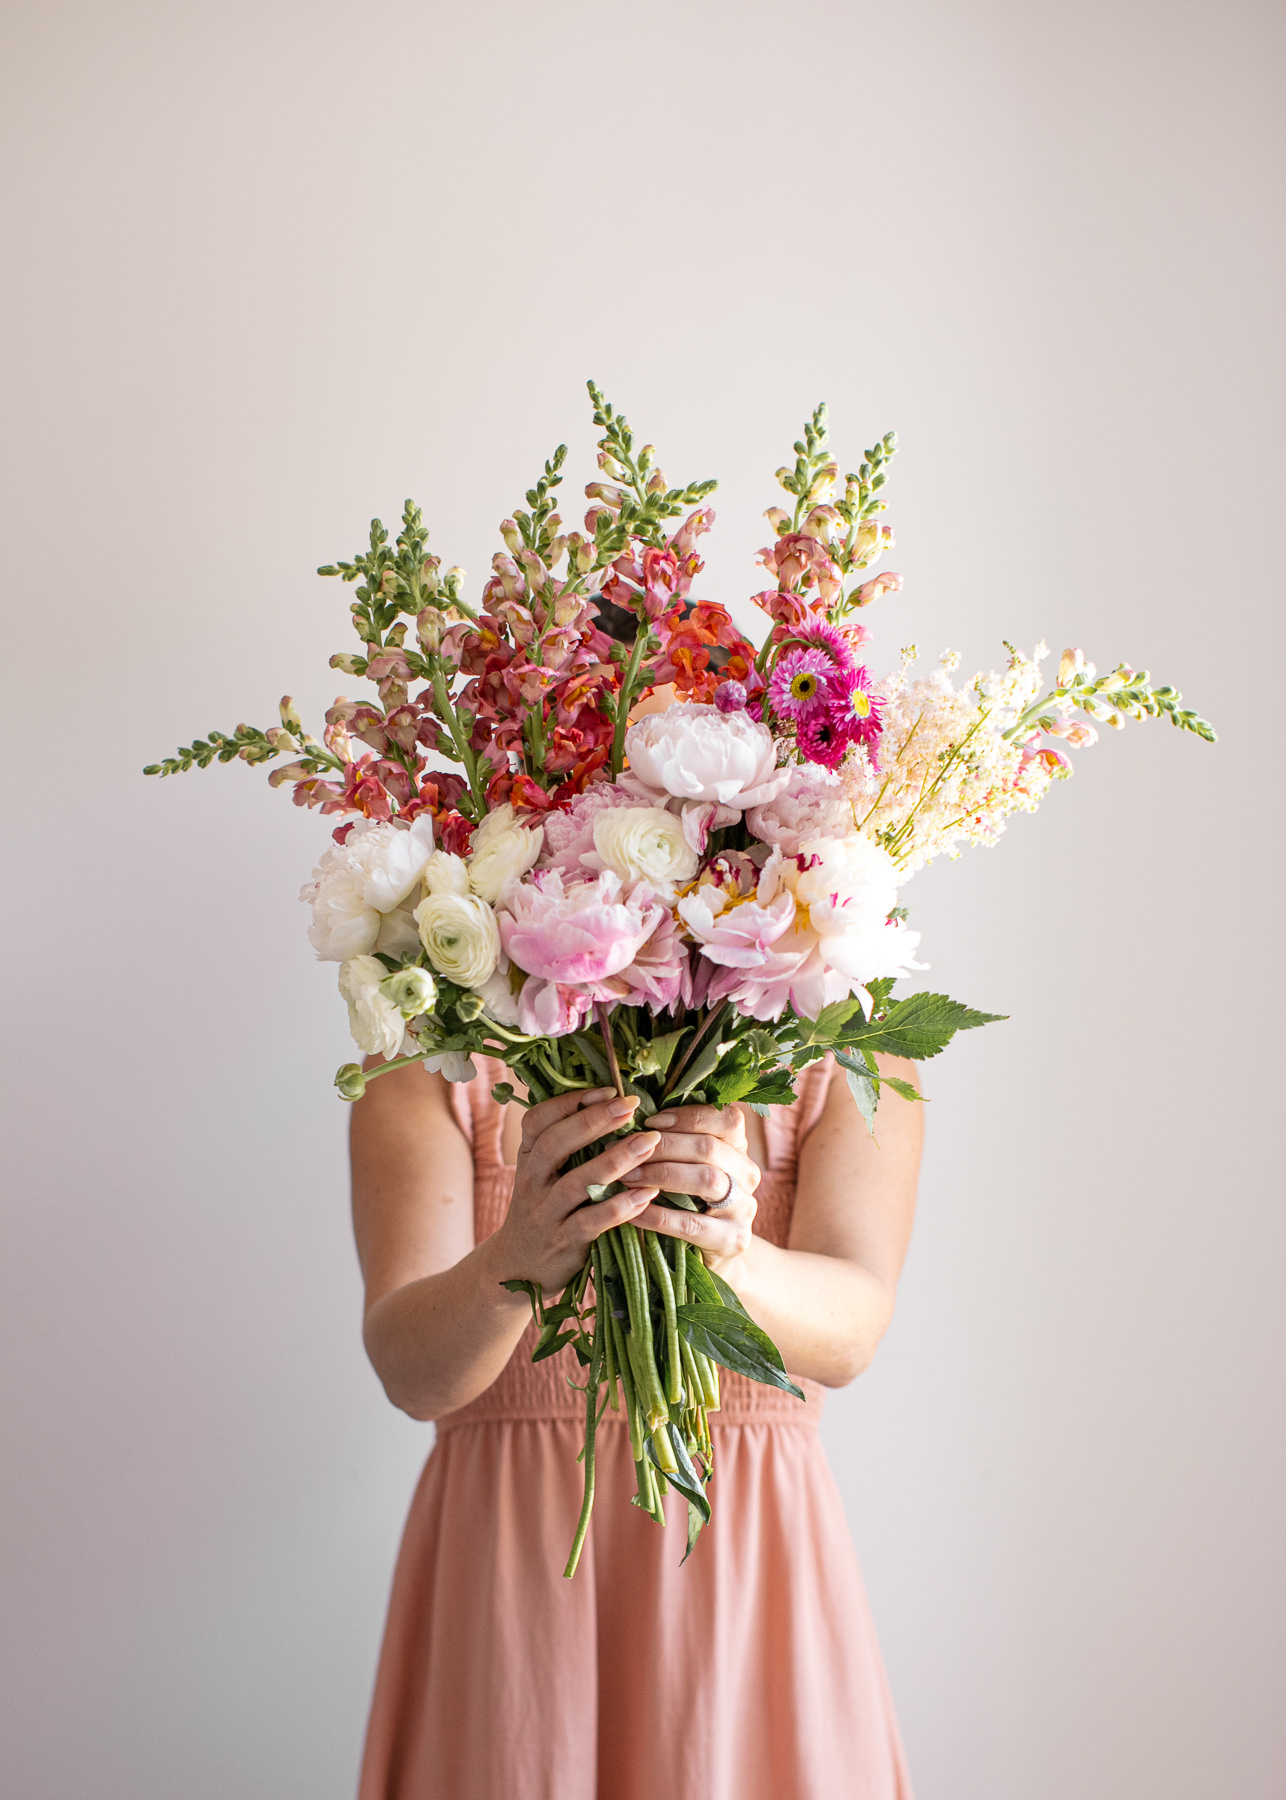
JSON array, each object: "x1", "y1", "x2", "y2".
[{"x1": 841, "y1": 645, "x2": 1064, "y2": 875}]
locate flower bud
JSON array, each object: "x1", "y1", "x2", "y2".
[
  {"x1": 420, "y1": 558, "x2": 440, "y2": 594},
  {"x1": 646, "y1": 469, "x2": 667, "y2": 494},
  {"x1": 380, "y1": 965, "x2": 438, "y2": 1017},
  {"x1": 500, "y1": 518, "x2": 522, "y2": 553},
  {"x1": 279, "y1": 696, "x2": 302, "y2": 732},
  {"x1": 764, "y1": 507, "x2": 790, "y2": 534},
  {"x1": 456, "y1": 990, "x2": 486, "y2": 1022},
  {"x1": 329, "y1": 652, "x2": 367, "y2": 676},
  {"x1": 442, "y1": 566, "x2": 466, "y2": 600},
  {"x1": 1057, "y1": 648, "x2": 1086, "y2": 686},
  {"x1": 335, "y1": 1063, "x2": 367, "y2": 1101}
]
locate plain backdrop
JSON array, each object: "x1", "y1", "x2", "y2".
[{"x1": 2, "y1": 2, "x2": 1283, "y2": 1796}]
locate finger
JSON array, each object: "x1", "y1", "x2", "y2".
[
  {"x1": 579, "y1": 1186, "x2": 660, "y2": 1240},
  {"x1": 624, "y1": 1135, "x2": 760, "y2": 1199},
  {"x1": 519, "y1": 1086, "x2": 616, "y2": 1152},
  {"x1": 631, "y1": 1202, "x2": 750, "y2": 1258},
  {"x1": 619, "y1": 1159, "x2": 745, "y2": 1207},
  {"x1": 527, "y1": 1093, "x2": 641, "y2": 1180},
  {"x1": 648, "y1": 1105, "x2": 746, "y2": 1150},
  {"x1": 551, "y1": 1130, "x2": 662, "y2": 1216}
]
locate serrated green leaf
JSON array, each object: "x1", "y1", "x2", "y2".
[
  {"x1": 840, "y1": 1062, "x2": 878, "y2": 1134},
  {"x1": 838, "y1": 991, "x2": 1004, "y2": 1061}
]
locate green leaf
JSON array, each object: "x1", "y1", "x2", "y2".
[
  {"x1": 840, "y1": 1062, "x2": 878, "y2": 1134},
  {"x1": 684, "y1": 1497, "x2": 706, "y2": 1563},
  {"x1": 878, "y1": 1073, "x2": 923, "y2": 1104},
  {"x1": 646, "y1": 1423, "x2": 710, "y2": 1527},
  {"x1": 812, "y1": 997, "x2": 866, "y2": 1041},
  {"x1": 500, "y1": 1278, "x2": 544, "y2": 1325},
  {"x1": 837, "y1": 991, "x2": 1004, "y2": 1061},
  {"x1": 675, "y1": 1304, "x2": 806, "y2": 1400}
]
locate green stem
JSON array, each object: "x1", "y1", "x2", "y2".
[
  {"x1": 646, "y1": 1231, "x2": 683, "y2": 1406},
  {"x1": 610, "y1": 629, "x2": 650, "y2": 777},
  {"x1": 430, "y1": 662, "x2": 486, "y2": 815},
  {"x1": 660, "y1": 1000, "x2": 730, "y2": 1102},
  {"x1": 595, "y1": 1001, "x2": 626, "y2": 1098},
  {"x1": 564, "y1": 1245, "x2": 607, "y2": 1579}
]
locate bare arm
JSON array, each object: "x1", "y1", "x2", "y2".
[
  {"x1": 351, "y1": 1062, "x2": 662, "y2": 1421},
  {"x1": 626, "y1": 1056, "x2": 923, "y2": 1387}
]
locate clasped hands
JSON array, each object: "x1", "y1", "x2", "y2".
[{"x1": 492, "y1": 1086, "x2": 760, "y2": 1296}]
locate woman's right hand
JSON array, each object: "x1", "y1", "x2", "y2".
[{"x1": 489, "y1": 1086, "x2": 662, "y2": 1294}]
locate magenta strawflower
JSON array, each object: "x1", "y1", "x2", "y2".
[
  {"x1": 768, "y1": 648, "x2": 833, "y2": 721},
  {"x1": 779, "y1": 616, "x2": 864, "y2": 671},
  {"x1": 795, "y1": 711, "x2": 849, "y2": 769}
]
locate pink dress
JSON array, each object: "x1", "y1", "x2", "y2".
[{"x1": 357, "y1": 1056, "x2": 913, "y2": 1800}]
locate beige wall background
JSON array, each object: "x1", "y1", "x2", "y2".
[{"x1": 3, "y1": 1, "x2": 1282, "y2": 1794}]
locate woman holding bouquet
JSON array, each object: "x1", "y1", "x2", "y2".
[{"x1": 352, "y1": 1045, "x2": 923, "y2": 1800}]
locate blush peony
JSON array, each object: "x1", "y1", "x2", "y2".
[
  {"x1": 624, "y1": 703, "x2": 789, "y2": 810},
  {"x1": 301, "y1": 816, "x2": 437, "y2": 962}
]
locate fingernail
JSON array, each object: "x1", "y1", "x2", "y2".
[
  {"x1": 632, "y1": 1131, "x2": 660, "y2": 1155},
  {"x1": 608, "y1": 1095, "x2": 639, "y2": 1119},
  {"x1": 650, "y1": 1112, "x2": 676, "y2": 1129},
  {"x1": 581, "y1": 1087, "x2": 614, "y2": 1104}
]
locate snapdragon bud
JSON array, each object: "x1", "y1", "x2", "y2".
[
  {"x1": 335, "y1": 1063, "x2": 367, "y2": 1101},
  {"x1": 279, "y1": 696, "x2": 302, "y2": 732},
  {"x1": 1058, "y1": 647, "x2": 1086, "y2": 686},
  {"x1": 646, "y1": 469, "x2": 667, "y2": 494},
  {"x1": 500, "y1": 518, "x2": 522, "y2": 553}
]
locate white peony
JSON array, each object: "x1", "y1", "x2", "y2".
[
  {"x1": 301, "y1": 817, "x2": 437, "y2": 962},
  {"x1": 472, "y1": 963, "x2": 523, "y2": 1028},
  {"x1": 423, "y1": 1049, "x2": 478, "y2": 1083},
  {"x1": 414, "y1": 891, "x2": 501, "y2": 987},
  {"x1": 585, "y1": 806, "x2": 699, "y2": 895},
  {"x1": 769, "y1": 835, "x2": 924, "y2": 984},
  {"x1": 338, "y1": 954, "x2": 407, "y2": 1058},
  {"x1": 467, "y1": 804, "x2": 543, "y2": 904},
  {"x1": 374, "y1": 901, "x2": 422, "y2": 961},
  {"x1": 624, "y1": 703, "x2": 789, "y2": 809}
]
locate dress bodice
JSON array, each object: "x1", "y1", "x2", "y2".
[{"x1": 435, "y1": 1055, "x2": 832, "y2": 1430}]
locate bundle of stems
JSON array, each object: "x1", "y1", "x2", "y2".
[{"x1": 502, "y1": 1006, "x2": 802, "y2": 1579}]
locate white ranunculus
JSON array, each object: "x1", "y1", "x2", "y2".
[
  {"x1": 467, "y1": 804, "x2": 543, "y2": 904},
  {"x1": 414, "y1": 891, "x2": 501, "y2": 987},
  {"x1": 586, "y1": 805, "x2": 699, "y2": 895},
  {"x1": 422, "y1": 849, "x2": 471, "y2": 897},
  {"x1": 301, "y1": 816, "x2": 437, "y2": 962},
  {"x1": 379, "y1": 964, "x2": 437, "y2": 1017},
  {"x1": 624, "y1": 703, "x2": 790, "y2": 810},
  {"x1": 338, "y1": 954, "x2": 407, "y2": 1058}
]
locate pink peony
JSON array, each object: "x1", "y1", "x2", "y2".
[
  {"x1": 676, "y1": 886, "x2": 796, "y2": 969},
  {"x1": 497, "y1": 868, "x2": 662, "y2": 991},
  {"x1": 611, "y1": 909, "x2": 692, "y2": 1012},
  {"x1": 515, "y1": 977, "x2": 595, "y2": 1038},
  {"x1": 536, "y1": 779, "x2": 653, "y2": 876},
  {"x1": 745, "y1": 763, "x2": 855, "y2": 855}
]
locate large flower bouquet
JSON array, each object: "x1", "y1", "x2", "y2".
[{"x1": 147, "y1": 384, "x2": 1213, "y2": 1575}]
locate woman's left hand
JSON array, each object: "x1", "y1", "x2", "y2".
[{"x1": 619, "y1": 1103, "x2": 760, "y2": 1278}]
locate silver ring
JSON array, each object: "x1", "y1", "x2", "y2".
[{"x1": 705, "y1": 1170, "x2": 738, "y2": 1212}]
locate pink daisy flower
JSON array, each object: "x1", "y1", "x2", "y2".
[
  {"x1": 768, "y1": 648, "x2": 833, "y2": 721},
  {"x1": 835, "y1": 665, "x2": 885, "y2": 755},
  {"x1": 777, "y1": 616, "x2": 866, "y2": 672}
]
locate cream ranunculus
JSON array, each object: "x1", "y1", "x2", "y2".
[
  {"x1": 586, "y1": 805, "x2": 699, "y2": 895},
  {"x1": 414, "y1": 891, "x2": 501, "y2": 987},
  {"x1": 338, "y1": 954, "x2": 407, "y2": 1058},
  {"x1": 301, "y1": 816, "x2": 437, "y2": 962},
  {"x1": 379, "y1": 964, "x2": 438, "y2": 1018},
  {"x1": 467, "y1": 804, "x2": 544, "y2": 904},
  {"x1": 624, "y1": 703, "x2": 789, "y2": 809},
  {"x1": 421, "y1": 849, "x2": 471, "y2": 897}
]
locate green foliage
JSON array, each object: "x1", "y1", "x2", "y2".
[
  {"x1": 318, "y1": 498, "x2": 471, "y2": 648},
  {"x1": 833, "y1": 990, "x2": 1005, "y2": 1062},
  {"x1": 675, "y1": 1303, "x2": 806, "y2": 1400},
  {"x1": 586, "y1": 379, "x2": 717, "y2": 550},
  {"x1": 511, "y1": 443, "x2": 568, "y2": 565}
]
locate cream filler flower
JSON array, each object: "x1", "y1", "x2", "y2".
[
  {"x1": 584, "y1": 806, "x2": 699, "y2": 896},
  {"x1": 624, "y1": 703, "x2": 789, "y2": 810},
  {"x1": 338, "y1": 954, "x2": 408, "y2": 1058}
]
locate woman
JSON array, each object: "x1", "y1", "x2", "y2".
[{"x1": 352, "y1": 1039, "x2": 924, "y2": 1800}]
